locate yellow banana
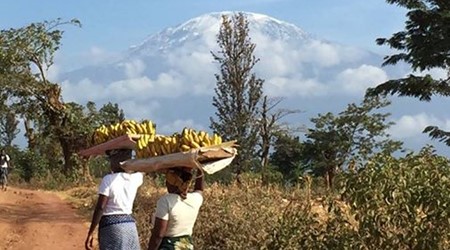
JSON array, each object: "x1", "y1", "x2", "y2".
[
  {"x1": 198, "y1": 131, "x2": 206, "y2": 141},
  {"x1": 181, "y1": 144, "x2": 191, "y2": 151},
  {"x1": 190, "y1": 141, "x2": 201, "y2": 149},
  {"x1": 141, "y1": 123, "x2": 148, "y2": 135},
  {"x1": 149, "y1": 122, "x2": 154, "y2": 135},
  {"x1": 161, "y1": 143, "x2": 168, "y2": 155}
]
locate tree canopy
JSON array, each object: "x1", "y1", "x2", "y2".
[
  {"x1": 210, "y1": 13, "x2": 264, "y2": 180},
  {"x1": 366, "y1": 0, "x2": 450, "y2": 145}
]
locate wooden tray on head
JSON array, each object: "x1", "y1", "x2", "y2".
[
  {"x1": 121, "y1": 140, "x2": 238, "y2": 175},
  {"x1": 78, "y1": 134, "x2": 139, "y2": 157}
]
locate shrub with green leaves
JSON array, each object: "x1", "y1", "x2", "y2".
[
  {"x1": 339, "y1": 146, "x2": 450, "y2": 249},
  {"x1": 267, "y1": 146, "x2": 450, "y2": 249}
]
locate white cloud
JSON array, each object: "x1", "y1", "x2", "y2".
[
  {"x1": 61, "y1": 78, "x2": 103, "y2": 103},
  {"x1": 255, "y1": 39, "x2": 301, "y2": 77},
  {"x1": 389, "y1": 113, "x2": 450, "y2": 139},
  {"x1": 301, "y1": 40, "x2": 341, "y2": 67},
  {"x1": 61, "y1": 71, "x2": 185, "y2": 105},
  {"x1": 336, "y1": 64, "x2": 388, "y2": 95},
  {"x1": 120, "y1": 100, "x2": 161, "y2": 122},
  {"x1": 105, "y1": 73, "x2": 184, "y2": 100},
  {"x1": 120, "y1": 59, "x2": 146, "y2": 78},
  {"x1": 45, "y1": 64, "x2": 60, "y2": 82},
  {"x1": 411, "y1": 67, "x2": 449, "y2": 80},
  {"x1": 167, "y1": 46, "x2": 216, "y2": 95},
  {"x1": 265, "y1": 76, "x2": 328, "y2": 97}
]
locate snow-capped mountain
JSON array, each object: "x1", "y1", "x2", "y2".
[
  {"x1": 127, "y1": 12, "x2": 311, "y2": 57},
  {"x1": 58, "y1": 11, "x2": 449, "y2": 155},
  {"x1": 61, "y1": 11, "x2": 386, "y2": 99}
]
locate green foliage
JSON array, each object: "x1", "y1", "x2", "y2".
[
  {"x1": 210, "y1": 12, "x2": 264, "y2": 175},
  {"x1": 0, "y1": 19, "x2": 84, "y2": 175},
  {"x1": 94, "y1": 102, "x2": 125, "y2": 127},
  {"x1": 87, "y1": 156, "x2": 110, "y2": 178},
  {"x1": 338, "y1": 146, "x2": 450, "y2": 249},
  {"x1": 302, "y1": 96, "x2": 402, "y2": 186},
  {"x1": 0, "y1": 108, "x2": 19, "y2": 147},
  {"x1": 367, "y1": 0, "x2": 450, "y2": 145},
  {"x1": 265, "y1": 146, "x2": 450, "y2": 249},
  {"x1": 262, "y1": 165, "x2": 284, "y2": 185},
  {"x1": 377, "y1": 0, "x2": 450, "y2": 71},
  {"x1": 0, "y1": 18, "x2": 80, "y2": 76},
  {"x1": 270, "y1": 133, "x2": 306, "y2": 182},
  {"x1": 423, "y1": 125, "x2": 450, "y2": 146},
  {"x1": 13, "y1": 149, "x2": 49, "y2": 182}
]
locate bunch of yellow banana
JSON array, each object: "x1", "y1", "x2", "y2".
[
  {"x1": 91, "y1": 119, "x2": 156, "y2": 145},
  {"x1": 135, "y1": 134, "x2": 180, "y2": 158},
  {"x1": 179, "y1": 127, "x2": 222, "y2": 150},
  {"x1": 134, "y1": 128, "x2": 223, "y2": 159}
]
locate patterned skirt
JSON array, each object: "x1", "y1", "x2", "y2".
[
  {"x1": 98, "y1": 214, "x2": 140, "y2": 250},
  {"x1": 159, "y1": 235, "x2": 193, "y2": 250}
]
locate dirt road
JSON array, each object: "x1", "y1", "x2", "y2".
[{"x1": 0, "y1": 187, "x2": 88, "y2": 250}]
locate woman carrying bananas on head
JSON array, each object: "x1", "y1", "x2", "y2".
[
  {"x1": 147, "y1": 167, "x2": 204, "y2": 250},
  {"x1": 85, "y1": 149, "x2": 144, "y2": 250}
]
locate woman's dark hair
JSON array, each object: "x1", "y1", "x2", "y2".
[
  {"x1": 106, "y1": 149, "x2": 132, "y2": 172},
  {"x1": 172, "y1": 167, "x2": 193, "y2": 181},
  {"x1": 106, "y1": 148, "x2": 130, "y2": 156}
]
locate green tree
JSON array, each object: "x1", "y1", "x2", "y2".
[
  {"x1": 366, "y1": 0, "x2": 450, "y2": 145},
  {"x1": 0, "y1": 95, "x2": 19, "y2": 147},
  {"x1": 0, "y1": 19, "x2": 82, "y2": 175},
  {"x1": 303, "y1": 96, "x2": 402, "y2": 188},
  {"x1": 210, "y1": 13, "x2": 264, "y2": 182},
  {"x1": 270, "y1": 132, "x2": 305, "y2": 182},
  {"x1": 97, "y1": 102, "x2": 125, "y2": 126}
]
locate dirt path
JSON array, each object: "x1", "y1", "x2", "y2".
[{"x1": 0, "y1": 187, "x2": 88, "y2": 250}]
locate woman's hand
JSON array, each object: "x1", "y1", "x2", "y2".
[
  {"x1": 85, "y1": 194, "x2": 108, "y2": 250},
  {"x1": 147, "y1": 218, "x2": 168, "y2": 250},
  {"x1": 85, "y1": 233, "x2": 94, "y2": 250}
]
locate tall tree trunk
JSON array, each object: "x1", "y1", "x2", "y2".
[
  {"x1": 23, "y1": 119, "x2": 36, "y2": 149},
  {"x1": 325, "y1": 166, "x2": 335, "y2": 190},
  {"x1": 80, "y1": 157, "x2": 93, "y2": 183},
  {"x1": 261, "y1": 143, "x2": 270, "y2": 185},
  {"x1": 59, "y1": 137, "x2": 73, "y2": 176}
]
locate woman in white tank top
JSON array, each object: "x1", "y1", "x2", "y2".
[
  {"x1": 85, "y1": 149, "x2": 144, "y2": 250},
  {"x1": 147, "y1": 167, "x2": 204, "y2": 250}
]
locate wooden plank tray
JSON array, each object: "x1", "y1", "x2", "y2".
[
  {"x1": 78, "y1": 134, "x2": 139, "y2": 157},
  {"x1": 121, "y1": 141, "x2": 238, "y2": 174}
]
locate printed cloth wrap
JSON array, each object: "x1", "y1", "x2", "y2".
[
  {"x1": 166, "y1": 170, "x2": 192, "y2": 195},
  {"x1": 98, "y1": 214, "x2": 140, "y2": 250},
  {"x1": 159, "y1": 235, "x2": 194, "y2": 250}
]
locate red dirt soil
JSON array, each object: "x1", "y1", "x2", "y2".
[{"x1": 0, "y1": 187, "x2": 88, "y2": 250}]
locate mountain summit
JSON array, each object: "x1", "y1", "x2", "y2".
[{"x1": 127, "y1": 12, "x2": 311, "y2": 58}]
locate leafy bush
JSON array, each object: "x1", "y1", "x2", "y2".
[
  {"x1": 268, "y1": 146, "x2": 450, "y2": 249},
  {"x1": 13, "y1": 149, "x2": 49, "y2": 182},
  {"x1": 339, "y1": 146, "x2": 450, "y2": 249}
]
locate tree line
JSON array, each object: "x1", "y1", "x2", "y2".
[{"x1": 0, "y1": 0, "x2": 448, "y2": 187}]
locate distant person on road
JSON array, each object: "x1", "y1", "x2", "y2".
[
  {"x1": 85, "y1": 149, "x2": 144, "y2": 250},
  {"x1": 0, "y1": 148, "x2": 11, "y2": 190},
  {"x1": 147, "y1": 167, "x2": 204, "y2": 250}
]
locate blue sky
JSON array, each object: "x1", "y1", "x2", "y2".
[{"x1": 1, "y1": 0, "x2": 407, "y2": 70}]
